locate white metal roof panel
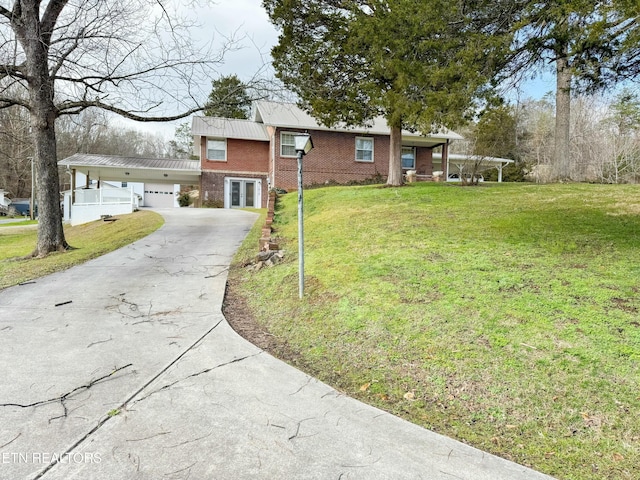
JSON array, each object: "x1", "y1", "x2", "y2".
[
  {"x1": 191, "y1": 116, "x2": 270, "y2": 141},
  {"x1": 58, "y1": 154, "x2": 201, "y2": 171}
]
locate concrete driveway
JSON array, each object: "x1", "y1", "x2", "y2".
[{"x1": 0, "y1": 208, "x2": 555, "y2": 480}]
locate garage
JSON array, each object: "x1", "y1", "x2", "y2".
[{"x1": 144, "y1": 183, "x2": 177, "y2": 208}]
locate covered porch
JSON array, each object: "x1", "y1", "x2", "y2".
[
  {"x1": 434, "y1": 153, "x2": 514, "y2": 182},
  {"x1": 58, "y1": 154, "x2": 201, "y2": 225}
]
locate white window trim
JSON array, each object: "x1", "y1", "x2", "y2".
[
  {"x1": 207, "y1": 137, "x2": 227, "y2": 162},
  {"x1": 355, "y1": 137, "x2": 374, "y2": 163},
  {"x1": 401, "y1": 146, "x2": 416, "y2": 170},
  {"x1": 280, "y1": 131, "x2": 298, "y2": 158}
]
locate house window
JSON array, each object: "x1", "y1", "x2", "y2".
[
  {"x1": 121, "y1": 182, "x2": 128, "y2": 187},
  {"x1": 207, "y1": 138, "x2": 226, "y2": 161},
  {"x1": 280, "y1": 132, "x2": 297, "y2": 157},
  {"x1": 402, "y1": 147, "x2": 416, "y2": 169},
  {"x1": 356, "y1": 137, "x2": 374, "y2": 162}
]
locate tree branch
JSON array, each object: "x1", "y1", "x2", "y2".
[
  {"x1": 57, "y1": 100, "x2": 204, "y2": 121},
  {"x1": 41, "y1": 0, "x2": 71, "y2": 46},
  {"x1": 0, "y1": 5, "x2": 12, "y2": 19},
  {"x1": 0, "y1": 96, "x2": 31, "y2": 110}
]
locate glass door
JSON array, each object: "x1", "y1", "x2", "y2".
[
  {"x1": 229, "y1": 180, "x2": 256, "y2": 208},
  {"x1": 231, "y1": 181, "x2": 241, "y2": 207}
]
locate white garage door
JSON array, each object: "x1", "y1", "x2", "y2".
[{"x1": 144, "y1": 183, "x2": 175, "y2": 208}]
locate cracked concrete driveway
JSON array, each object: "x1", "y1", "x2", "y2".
[{"x1": 0, "y1": 208, "x2": 554, "y2": 480}]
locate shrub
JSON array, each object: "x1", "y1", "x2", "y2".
[
  {"x1": 176, "y1": 191, "x2": 193, "y2": 207},
  {"x1": 483, "y1": 162, "x2": 530, "y2": 182}
]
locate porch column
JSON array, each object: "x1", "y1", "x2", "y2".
[
  {"x1": 71, "y1": 169, "x2": 76, "y2": 204},
  {"x1": 443, "y1": 141, "x2": 450, "y2": 179},
  {"x1": 498, "y1": 164, "x2": 504, "y2": 183}
]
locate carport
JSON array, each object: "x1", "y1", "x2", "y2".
[
  {"x1": 433, "y1": 153, "x2": 514, "y2": 182},
  {"x1": 58, "y1": 154, "x2": 201, "y2": 224}
]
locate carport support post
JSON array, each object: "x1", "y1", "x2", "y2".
[{"x1": 297, "y1": 149, "x2": 304, "y2": 299}]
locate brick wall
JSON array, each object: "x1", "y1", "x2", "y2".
[
  {"x1": 200, "y1": 171, "x2": 226, "y2": 206},
  {"x1": 197, "y1": 130, "x2": 439, "y2": 201},
  {"x1": 273, "y1": 128, "x2": 391, "y2": 190},
  {"x1": 199, "y1": 136, "x2": 269, "y2": 208},
  {"x1": 271, "y1": 129, "x2": 438, "y2": 190},
  {"x1": 415, "y1": 147, "x2": 434, "y2": 176},
  {"x1": 200, "y1": 137, "x2": 269, "y2": 172},
  {"x1": 200, "y1": 171, "x2": 268, "y2": 208}
]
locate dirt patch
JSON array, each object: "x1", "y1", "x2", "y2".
[
  {"x1": 222, "y1": 275, "x2": 309, "y2": 370},
  {"x1": 611, "y1": 297, "x2": 638, "y2": 313}
]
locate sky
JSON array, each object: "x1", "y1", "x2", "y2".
[
  {"x1": 124, "y1": 0, "x2": 556, "y2": 139},
  {"x1": 117, "y1": 0, "x2": 279, "y2": 138}
]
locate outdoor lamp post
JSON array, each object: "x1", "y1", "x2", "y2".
[{"x1": 294, "y1": 134, "x2": 313, "y2": 298}]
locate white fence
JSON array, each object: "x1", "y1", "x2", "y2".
[
  {"x1": 65, "y1": 187, "x2": 138, "y2": 226},
  {"x1": 74, "y1": 187, "x2": 137, "y2": 206}
]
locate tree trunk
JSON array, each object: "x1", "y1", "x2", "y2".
[
  {"x1": 18, "y1": 2, "x2": 69, "y2": 256},
  {"x1": 554, "y1": 55, "x2": 572, "y2": 181},
  {"x1": 387, "y1": 125, "x2": 403, "y2": 186},
  {"x1": 32, "y1": 105, "x2": 68, "y2": 256}
]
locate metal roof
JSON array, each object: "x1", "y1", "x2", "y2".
[
  {"x1": 433, "y1": 153, "x2": 514, "y2": 165},
  {"x1": 191, "y1": 116, "x2": 270, "y2": 141},
  {"x1": 58, "y1": 154, "x2": 201, "y2": 184},
  {"x1": 59, "y1": 154, "x2": 200, "y2": 171},
  {"x1": 252, "y1": 101, "x2": 464, "y2": 143}
]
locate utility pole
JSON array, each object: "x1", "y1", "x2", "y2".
[{"x1": 29, "y1": 156, "x2": 35, "y2": 220}]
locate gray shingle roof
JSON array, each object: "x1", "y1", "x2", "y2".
[{"x1": 191, "y1": 116, "x2": 270, "y2": 141}]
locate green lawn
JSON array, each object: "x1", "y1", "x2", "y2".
[
  {"x1": 229, "y1": 182, "x2": 640, "y2": 480},
  {"x1": 0, "y1": 210, "x2": 164, "y2": 290}
]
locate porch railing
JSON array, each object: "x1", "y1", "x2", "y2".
[{"x1": 74, "y1": 187, "x2": 137, "y2": 207}]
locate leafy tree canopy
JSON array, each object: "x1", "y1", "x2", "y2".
[
  {"x1": 506, "y1": 0, "x2": 640, "y2": 181},
  {"x1": 609, "y1": 88, "x2": 640, "y2": 135},
  {"x1": 264, "y1": 0, "x2": 519, "y2": 185},
  {"x1": 266, "y1": 0, "x2": 516, "y2": 132},
  {"x1": 204, "y1": 75, "x2": 252, "y2": 119},
  {"x1": 474, "y1": 104, "x2": 519, "y2": 161},
  {"x1": 511, "y1": 0, "x2": 640, "y2": 93}
]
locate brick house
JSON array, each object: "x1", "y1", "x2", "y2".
[{"x1": 193, "y1": 101, "x2": 463, "y2": 209}]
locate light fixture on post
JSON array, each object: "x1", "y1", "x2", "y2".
[{"x1": 294, "y1": 133, "x2": 313, "y2": 299}]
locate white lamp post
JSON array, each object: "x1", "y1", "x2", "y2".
[{"x1": 294, "y1": 134, "x2": 313, "y2": 298}]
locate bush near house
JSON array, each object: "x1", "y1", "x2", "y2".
[
  {"x1": 483, "y1": 161, "x2": 530, "y2": 182},
  {"x1": 176, "y1": 191, "x2": 193, "y2": 207}
]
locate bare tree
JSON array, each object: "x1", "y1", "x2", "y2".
[
  {"x1": 0, "y1": 0, "x2": 234, "y2": 256},
  {"x1": 448, "y1": 128, "x2": 491, "y2": 186},
  {"x1": 0, "y1": 103, "x2": 32, "y2": 198}
]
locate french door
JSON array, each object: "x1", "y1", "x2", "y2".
[{"x1": 226, "y1": 178, "x2": 260, "y2": 208}]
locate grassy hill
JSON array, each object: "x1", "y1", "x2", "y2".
[{"x1": 228, "y1": 182, "x2": 640, "y2": 480}]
